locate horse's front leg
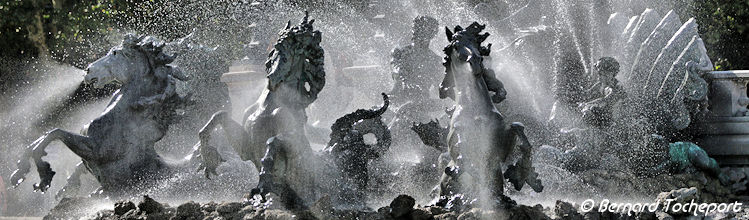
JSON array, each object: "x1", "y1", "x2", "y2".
[
  {"x1": 10, "y1": 128, "x2": 94, "y2": 192},
  {"x1": 250, "y1": 136, "x2": 306, "y2": 210},
  {"x1": 196, "y1": 111, "x2": 248, "y2": 178},
  {"x1": 55, "y1": 162, "x2": 87, "y2": 199},
  {"x1": 509, "y1": 122, "x2": 531, "y2": 155},
  {"x1": 502, "y1": 122, "x2": 543, "y2": 193}
]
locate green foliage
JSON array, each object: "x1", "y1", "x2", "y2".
[
  {"x1": 693, "y1": 0, "x2": 749, "y2": 70},
  {"x1": 0, "y1": 0, "x2": 259, "y2": 68},
  {"x1": 0, "y1": 0, "x2": 147, "y2": 68},
  {"x1": 45, "y1": 1, "x2": 138, "y2": 68},
  {"x1": 0, "y1": 0, "x2": 43, "y2": 58}
]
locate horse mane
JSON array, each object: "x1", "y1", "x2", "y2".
[
  {"x1": 266, "y1": 11, "x2": 324, "y2": 78},
  {"x1": 121, "y1": 34, "x2": 191, "y2": 126},
  {"x1": 264, "y1": 11, "x2": 325, "y2": 106},
  {"x1": 122, "y1": 34, "x2": 189, "y2": 81},
  {"x1": 442, "y1": 22, "x2": 492, "y2": 70}
]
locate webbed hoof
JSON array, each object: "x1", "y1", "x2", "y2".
[
  {"x1": 504, "y1": 164, "x2": 524, "y2": 191},
  {"x1": 33, "y1": 183, "x2": 51, "y2": 192},
  {"x1": 9, "y1": 170, "x2": 26, "y2": 187},
  {"x1": 197, "y1": 141, "x2": 225, "y2": 179},
  {"x1": 34, "y1": 161, "x2": 55, "y2": 192}
]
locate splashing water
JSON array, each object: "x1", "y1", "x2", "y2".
[{"x1": 0, "y1": 0, "x2": 717, "y2": 216}]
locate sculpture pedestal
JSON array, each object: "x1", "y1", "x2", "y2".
[{"x1": 696, "y1": 70, "x2": 749, "y2": 165}]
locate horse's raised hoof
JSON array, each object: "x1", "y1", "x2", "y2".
[
  {"x1": 526, "y1": 170, "x2": 543, "y2": 193},
  {"x1": 444, "y1": 165, "x2": 460, "y2": 177},
  {"x1": 32, "y1": 161, "x2": 55, "y2": 192},
  {"x1": 249, "y1": 188, "x2": 265, "y2": 201},
  {"x1": 9, "y1": 170, "x2": 26, "y2": 187},
  {"x1": 504, "y1": 163, "x2": 524, "y2": 191},
  {"x1": 505, "y1": 162, "x2": 544, "y2": 193}
]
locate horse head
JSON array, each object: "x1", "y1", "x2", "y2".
[
  {"x1": 265, "y1": 12, "x2": 325, "y2": 108},
  {"x1": 440, "y1": 22, "x2": 492, "y2": 100},
  {"x1": 85, "y1": 34, "x2": 186, "y2": 88},
  {"x1": 444, "y1": 22, "x2": 491, "y2": 76}
]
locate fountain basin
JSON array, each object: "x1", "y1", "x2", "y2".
[{"x1": 696, "y1": 70, "x2": 749, "y2": 165}]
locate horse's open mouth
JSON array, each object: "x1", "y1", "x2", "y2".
[
  {"x1": 84, "y1": 70, "x2": 113, "y2": 88},
  {"x1": 85, "y1": 75, "x2": 115, "y2": 88}
]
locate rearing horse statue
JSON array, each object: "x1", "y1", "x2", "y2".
[
  {"x1": 10, "y1": 34, "x2": 191, "y2": 196},
  {"x1": 196, "y1": 12, "x2": 326, "y2": 208},
  {"x1": 197, "y1": 13, "x2": 393, "y2": 209},
  {"x1": 436, "y1": 22, "x2": 542, "y2": 209}
]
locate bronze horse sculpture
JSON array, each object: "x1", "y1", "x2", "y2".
[
  {"x1": 10, "y1": 34, "x2": 191, "y2": 196},
  {"x1": 432, "y1": 22, "x2": 542, "y2": 209},
  {"x1": 197, "y1": 13, "x2": 391, "y2": 209},
  {"x1": 10, "y1": 34, "x2": 256, "y2": 199}
]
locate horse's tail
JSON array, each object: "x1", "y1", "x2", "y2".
[
  {"x1": 326, "y1": 94, "x2": 392, "y2": 193},
  {"x1": 373, "y1": 93, "x2": 390, "y2": 116},
  {"x1": 327, "y1": 93, "x2": 389, "y2": 148}
]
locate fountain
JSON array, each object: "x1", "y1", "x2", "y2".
[
  {"x1": 3, "y1": 1, "x2": 749, "y2": 219},
  {"x1": 535, "y1": 6, "x2": 726, "y2": 175},
  {"x1": 696, "y1": 70, "x2": 749, "y2": 165},
  {"x1": 220, "y1": 59, "x2": 267, "y2": 119},
  {"x1": 8, "y1": 34, "x2": 247, "y2": 198},
  {"x1": 9, "y1": 34, "x2": 192, "y2": 195},
  {"x1": 196, "y1": 13, "x2": 327, "y2": 208},
  {"x1": 430, "y1": 22, "x2": 542, "y2": 210},
  {"x1": 197, "y1": 12, "x2": 394, "y2": 209},
  {"x1": 387, "y1": 15, "x2": 445, "y2": 158},
  {"x1": 8, "y1": 34, "x2": 256, "y2": 204}
]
